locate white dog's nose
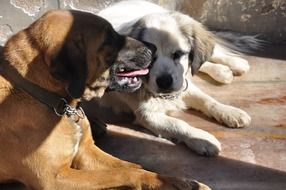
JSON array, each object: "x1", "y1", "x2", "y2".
[{"x1": 156, "y1": 74, "x2": 173, "y2": 91}]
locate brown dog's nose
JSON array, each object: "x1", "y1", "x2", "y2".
[
  {"x1": 123, "y1": 37, "x2": 156, "y2": 69},
  {"x1": 141, "y1": 40, "x2": 157, "y2": 56}
]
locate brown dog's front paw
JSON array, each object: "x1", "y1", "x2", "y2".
[
  {"x1": 173, "y1": 179, "x2": 211, "y2": 190},
  {"x1": 159, "y1": 177, "x2": 211, "y2": 190}
]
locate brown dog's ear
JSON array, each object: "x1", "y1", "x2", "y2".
[
  {"x1": 50, "y1": 36, "x2": 87, "y2": 99},
  {"x1": 172, "y1": 12, "x2": 215, "y2": 75}
]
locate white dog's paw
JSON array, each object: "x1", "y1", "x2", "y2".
[
  {"x1": 211, "y1": 103, "x2": 251, "y2": 128},
  {"x1": 184, "y1": 128, "x2": 221, "y2": 156},
  {"x1": 200, "y1": 62, "x2": 233, "y2": 84},
  {"x1": 225, "y1": 57, "x2": 250, "y2": 76},
  {"x1": 208, "y1": 64, "x2": 234, "y2": 84}
]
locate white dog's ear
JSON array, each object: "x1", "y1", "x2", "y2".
[{"x1": 172, "y1": 12, "x2": 215, "y2": 75}]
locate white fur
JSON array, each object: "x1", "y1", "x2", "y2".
[
  {"x1": 97, "y1": 0, "x2": 251, "y2": 156},
  {"x1": 199, "y1": 61, "x2": 233, "y2": 84},
  {"x1": 211, "y1": 44, "x2": 250, "y2": 76},
  {"x1": 98, "y1": 0, "x2": 167, "y2": 34},
  {"x1": 68, "y1": 118, "x2": 83, "y2": 158},
  {"x1": 99, "y1": 77, "x2": 251, "y2": 156}
]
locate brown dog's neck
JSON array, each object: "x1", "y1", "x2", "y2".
[{"x1": 1, "y1": 58, "x2": 81, "y2": 112}]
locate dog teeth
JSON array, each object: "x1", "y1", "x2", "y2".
[
  {"x1": 117, "y1": 76, "x2": 139, "y2": 86},
  {"x1": 119, "y1": 68, "x2": 125, "y2": 72},
  {"x1": 130, "y1": 77, "x2": 138, "y2": 84},
  {"x1": 117, "y1": 77, "x2": 129, "y2": 86}
]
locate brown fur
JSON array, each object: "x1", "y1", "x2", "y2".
[{"x1": 0, "y1": 10, "x2": 210, "y2": 190}]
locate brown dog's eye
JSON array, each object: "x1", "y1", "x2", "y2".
[{"x1": 172, "y1": 50, "x2": 187, "y2": 60}]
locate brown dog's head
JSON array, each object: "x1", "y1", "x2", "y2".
[{"x1": 41, "y1": 10, "x2": 156, "y2": 100}]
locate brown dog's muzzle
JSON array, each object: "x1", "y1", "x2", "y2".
[{"x1": 109, "y1": 36, "x2": 157, "y2": 92}]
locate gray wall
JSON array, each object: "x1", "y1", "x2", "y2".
[
  {"x1": 0, "y1": 0, "x2": 285, "y2": 46},
  {"x1": 180, "y1": 0, "x2": 286, "y2": 44}
]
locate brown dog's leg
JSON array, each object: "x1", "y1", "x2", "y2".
[
  {"x1": 72, "y1": 120, "x2": 141, "y2": 170},
  {"x1": 55, "y1": 167, "x2": 209, "y2": 190},
  {"x1": 73, "y1": 141, "x2": 142, "y2": 170},
  {"x1": 69, "y1": 121, "x2": 210, "y2": 190}
]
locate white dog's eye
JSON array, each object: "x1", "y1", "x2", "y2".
[{"x1": 172, "y1": 50, "x2": 187, "y2": 60}]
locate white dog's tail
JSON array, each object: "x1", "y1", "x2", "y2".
[{"x1": 213, "y1": 31, "x2": 268, "y2": 54}]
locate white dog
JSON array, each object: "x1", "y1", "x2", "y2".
[{"x1": 96, "y1": 0, "x2": 252, "y2": 156}]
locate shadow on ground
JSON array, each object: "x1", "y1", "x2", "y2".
[{"x1": 2, "y1": 128, "x2": 286, "y2": 190}]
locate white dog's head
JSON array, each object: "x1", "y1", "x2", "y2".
[{"x1": 129, "y1": 12, "x2": 215, "y2": 97}]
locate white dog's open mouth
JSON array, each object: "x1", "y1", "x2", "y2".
[{"x1": 114, "y1": 68, "x2": 149, "y2": 91}]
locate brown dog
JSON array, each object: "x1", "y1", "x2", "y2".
[{"x1": 0, "y1": 10, "x2": 210, "y2": 190}]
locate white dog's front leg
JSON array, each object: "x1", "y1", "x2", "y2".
[
  {"x1": 183, "y1": 81, "x2": 251, "y2": 128},
  {"x1": 135, "y1": 111, "x2": 221, "y2": 156}
]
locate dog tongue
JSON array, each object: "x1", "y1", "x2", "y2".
[{"x1": 116, "y1": 68, "x2": 149, "y2": 77}]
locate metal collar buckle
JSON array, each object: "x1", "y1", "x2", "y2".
[{"x1": 53, "y1": 98, "x2": 85, "y2": 120}]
